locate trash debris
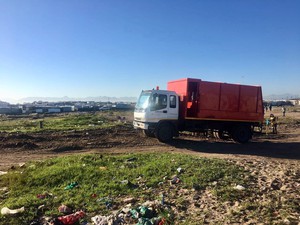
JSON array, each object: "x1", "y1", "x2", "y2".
[
  {"x1": 130, "y1": 206, "x2": 155, "y2": 220},
  {"x1": 91, "y1": 193, "x2": 98, "y2": 198},
  {"x1": 38, "y1": 204, "x2": 45, "y2": 210},
  {"x1": 0, "y1": 171, "x2": 8, "y2": 176},
  {"x1": 19, "y1": 163, "x2": 26, "y2": 168},
  {"x1": 170, "y1": 176, "x2": 180, "y2": 185},
  {"x1": 121, "y1": 179, "x2": 129, "y2": 185},
  {"x1": 120, "y1": 180, "x2": 138, "y2": 188},
  {"x1": 58, "y1": 204, "x2": 72, "y2": 214},
  {"x1": 135, "y1": 216, "x2": 164, "y2": 225},
  {"x1": 233, "y1": 185, "x2": 246, "y2": 191},
  {"x1": 29, "y1": 219, "x2": 41, "y2": 225},
  {"x1": 64, "y1": 182, "x2": 79, "y2": 190},
  {"x1": 130, "y1": 209, "x2": 139, "y2": 219},
  {"x1": 123, "y1": 197, "x2": 135, "y2": 204},
  {"x1": 126, "y1": 157, "x2": 137, "y2": 162},
  {"x1": 1, "y1": 206, "x2": 25, "y2": 215},
  {"x1": 57, "y1": 210, "x2": 85, "y2": 225},
  {"x1": 176, "y1": 167, "x2": 183, "y2": 173},
  {"x1": 161, "y1": 193, "x2": 164, "y2": 205},
  {"x1": 37, "y1": 193, "x2": 51, "y2": 199},
  {"x1": 0, "y1": 187, "x2": 8, "y2": 192},
  {"x1": 97, "y1": 197, "x2": 113, "y2": 209},
  {"x1": 91, "y1": 214, "x2": 125, "y2": 225},
  {"x1": 91, "y1": 215, "x2": 110, "y2": 225}
]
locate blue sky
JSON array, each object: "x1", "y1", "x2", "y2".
[{"x1": 0, "y1": 0, "x2": 299, "y2": 102}]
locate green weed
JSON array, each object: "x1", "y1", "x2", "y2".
[{"x1": 0, "y1": 153, "x2": 249, "y2": 224}]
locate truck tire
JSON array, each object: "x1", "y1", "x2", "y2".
[
  {"x1": 155, "y1": 123, "x2": 173, "y2": 143},
  {"x1": 232, "y1": 125, "x2": 251, "y2": 143},
  {"x1": 143, "y1": 130, "x2": 155, "y2": 137}
]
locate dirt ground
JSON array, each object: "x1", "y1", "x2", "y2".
[
  {"x1": 1, "y1": 107, "x2": 300, "y2": 224},
  {"x1": 0, "y1": 107, "x2": 300, "y2": 171}
]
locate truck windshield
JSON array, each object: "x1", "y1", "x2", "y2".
[{"x1": 135, "y1": 92, "x2": 151, "y2": 109}]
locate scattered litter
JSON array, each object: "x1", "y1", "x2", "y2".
[
  {"x1": 91, "y1": 214, "x2": 125, "y2": 225},
  {"x1": 58, "y1": 204, "x2": 72, "y2": 214},
  {"x1": 97, "y1": 197, "x2": 113, "y2": 209},
  {"x1": 0, "y1": 187, "x2": 8, "y2": 192},
  {"x1": 29, "y1": 219, "x2": 40, "y2": 225},
  {"x1": 91, "y1": 215, "x2": 110, "y2": 225},
  {"x1": 121, "y1": 207, "x2": 131, "y2": 214},
  {"x1": 212, "y1": 181, "x2": 218, "y2": 186},
  {"x1": 121, "y1": 180, "x2": 129, "y2": 184},
  {"x1": 37, "y1": 192, "x2": 53, "y2": 199},
  {"x1": 37, "y1": 194, "x2": 46, "y2": 199},
  {"x1": 0, "y1": 171, "x2": 8, "y2": 176},
  {"x1": 120, "y1": 180, "x2": 138, "y2": 188},
  {"x1": 161, "y1": 193, "x2": 164, "y2": 205},
  {"x1": 99, "y1": 166, "x2": 107, "y2": 170},
  {"x1": 38, "y1": 205, "x2": 45, "y2": 210},
  {"x1": 1, "y1": 206, "x2": 25, "y2": 215},
  {"x1": 19, "y1": 163, "x2": 26, "y2": 168},
  {"x1": 130, "y1": 206, "x2": 155, "y2": 220},
  {"x1": 37, "y1": 193, "x2": 51, "y2": 199},
  {"x1": 91, "y1": 193, "x2": 98, "y2": 198},
  {"x1": 126, "y1": 157, "x2": 137, "y2": 162},
  {"x1": 141, "y1": 200, "x2": 160, "y2": 208},
  {"x1": 176, "y1": 167, "x2": 183, "y2": 173},
  {"x1": 57, "y1": 210, "x2": 85, "y2": 225},
  {"x1": 170, "y1": 176, "x2": 180, "y2": 185},
  {"x1": 233, "y1": 185, "x2": 246, "y2": 191},
  {"x1": 64, "y1": 182, "x2": 79, "y2": 190},
  {"x1": 123, "y1": 197, "x2": 135, "y2": 204}
]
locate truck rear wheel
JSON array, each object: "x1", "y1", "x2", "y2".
[
  {"x1": 232, "y1": 125, "x2": 251, "y2": 143},
  {"x1": 155, "y1": 123, "x2": 173, "y2": 143}
]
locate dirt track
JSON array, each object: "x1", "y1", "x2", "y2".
[{"x1": 0, "y1": 109, "x2": 300, "y2": 171}]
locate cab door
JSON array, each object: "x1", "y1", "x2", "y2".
[
  {"x1": 149, "y1": 92, "x2": 169, "y2": 121},
  {"x1": 149, "y1": 92, "x2": 178, "y2": 121},
  {"x1": 167, "y1": 94, "x2": 179, "y2": 120}
]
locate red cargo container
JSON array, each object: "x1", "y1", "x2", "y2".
[{"x1": 167, "y1": 78, "x2": 263, "y2": 122}]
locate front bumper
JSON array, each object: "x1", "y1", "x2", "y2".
[{"x1": 133, "y1": 120, "x2": 148, "y2": 130}]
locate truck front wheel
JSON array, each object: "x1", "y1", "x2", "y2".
[
  {"x1": 155, "y1": 123, "x2": 173, "y2": 143},
  {"x1": 143, "y1": 130, "x2": 155, "y2": 137},
  {"x1": 232, "y1": 125, "x2": 251, "y2": 143}
]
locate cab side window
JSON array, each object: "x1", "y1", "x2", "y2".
[
  {"x1": 150, "y1": 94, "x2": 167, "y2": 110},
  {"x1": 170, "y1": 95, "x2": 176, "y2": 108}
]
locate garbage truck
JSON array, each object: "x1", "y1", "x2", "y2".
[{"x1": 133, "y1": 78, "x2": 264, "y2": 143}]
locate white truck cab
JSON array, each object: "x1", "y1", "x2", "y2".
[{"x1": 133, "y1": 89, "x2": 179, "y2": 142}]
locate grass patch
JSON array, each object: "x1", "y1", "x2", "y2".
[
  {"x1": 0, "y1": 111, "x2": 131, "y2": 133},
  {"x1": 0, "y1": 153, "x2": 250, "y2": 224}
]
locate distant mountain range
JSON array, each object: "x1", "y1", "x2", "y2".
[
  {"x1": 19, "y1": 94, "x2": 299, "y2": 102},
  {"x1": 2, "y1": 93, "x2": 300, "y2": 105}
]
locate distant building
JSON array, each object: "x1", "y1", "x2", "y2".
[
  {"x1": 0, "y1": 101, "x2": 10, "y2": 108},
  {"x1": 290, "y1": 99, "x2": 300, "y2": 106},
  {"x1": 112, "y1": 102, "x2": 133, "y2": 110}
]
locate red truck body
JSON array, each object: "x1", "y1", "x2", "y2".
[{"x1": 167, "y1": 78, "x2": 264, "y2": 123}]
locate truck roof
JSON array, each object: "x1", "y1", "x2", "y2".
[
  {"x1": 142, "y1": 89, "x2": 178, "y2": 95},
  {"x1": 168, "y1": 77, "x2": 261, "y2": 88}
]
